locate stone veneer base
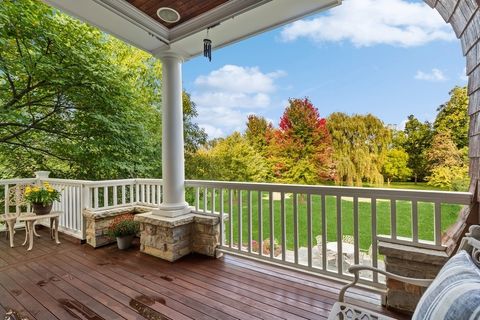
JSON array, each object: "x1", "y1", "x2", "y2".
[
  {"x1": 134, "y1": 212, "x2": 221, "y2": 262},
  {"x1": 84, "y1": 206, "x2": 152, "y2": 248},
  {"x1": 378, "y1": 240, "x2": 449, "y2": 314}
]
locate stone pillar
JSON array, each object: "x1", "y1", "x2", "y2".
[
  {"x1": 155, "y1": 53, "x2": 190, "y2": 218},
  {"x1": 379, "y1": 241, "x2": 449, "y2": 314},
  {"x1": 135, "y1": 212, "x2": 221, "y2": 262}
]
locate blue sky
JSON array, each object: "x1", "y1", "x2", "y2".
[{"x1": 182, "y1": 0, "x2": 466, "y2": 138}]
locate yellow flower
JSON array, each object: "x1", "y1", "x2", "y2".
[
  {"x1": 32, "y1": 187, "x2": 40, "y2": 192},
  {"x1": 48, "y1": 188, "x2": 54, "y2": 192},
  {"x1": 25, "y1": 186, "x2": 31, "y2": 195}
]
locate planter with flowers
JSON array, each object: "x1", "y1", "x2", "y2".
[
  {"x1": 25, "y1": 182, "x2": 61, "y2": 215},
  {"x1": 107, "y1": 214, "x2": 140, "y2": 250}
]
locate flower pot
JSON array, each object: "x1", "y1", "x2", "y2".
[
  {"x1": 116, "y1": 235, "x2": 134, "y2": 250},
  {"x1": 33, "y1": 203, "x2": 53, "y2": 215}
]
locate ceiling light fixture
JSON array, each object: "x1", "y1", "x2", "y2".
[{"x1": 156, "y1": 7, "x2": 181, "y2": 23}]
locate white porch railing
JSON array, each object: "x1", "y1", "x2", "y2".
[
  {"x1": 0, "y1": 178, "x2": 164, "y2": 239},
  {"x1": 185, "y1": 180, "x2": 473, "y2": 287},
  {"x1": 0, "y1": 177, "x2": 474, "y2": 288}
]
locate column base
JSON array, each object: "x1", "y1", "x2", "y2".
[
  {"x1": 152, "y1": 202, "x2": 191, "y2": 218},
  {"x1": 379, "y1": 240, "x2": 449, "y2": 314},
  {"x1": 135, "y1": 212, "x2": 221, "y2": 262}
]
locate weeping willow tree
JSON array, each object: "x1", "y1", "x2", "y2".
[{"x1": 327, "y1": 113, "x2": 391, "y2": 186}]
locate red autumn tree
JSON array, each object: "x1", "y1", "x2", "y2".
[{"x1": 268, "y1": 98, "x2": 333, "y2": 184}]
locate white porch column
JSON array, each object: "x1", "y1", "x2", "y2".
[{"x1": 153, "y1": 53, "x2": 191, "y2": 218}]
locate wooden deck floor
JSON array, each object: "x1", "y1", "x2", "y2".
[{"x1": 0, "y1": 228, "x2": 403, "y2": 320}]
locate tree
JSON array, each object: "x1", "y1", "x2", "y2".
[
  {"x1": 0, "y1": 0, "x2": 155, "y2": 179},
  {"x1": 209, "y1": 132, "x2": 268, "y2": 182},
  {"x1": 402, "y1": 115, "x2": 433, "y2": 183},
  {"x1": 382, "y1": 149, "x2": 412, "y2": 185},
  {"x1": 434, "y1": 86, "x2": 469, "y2": 149},
  {"x1": 245, "y1": 115, "x2": 272, "y2": 154},
  {"x1": 427, "y1": 165, "x2": 468, "y2": 190},
  {"x1": 426, "y1": 131, "x2": 462, "y2": 170},
  {"x1": 0, "y1": 0, "x2": 206, "y2": 180},
  {"x1": 269, "y1": 98, "x2": 333, "y2": 184},
  {"x1": 328, "y1": 113, "x2": 391, "y2": 186},
  {"x1": 426, "y1": 131, "x2": 468, "y2": 190}
]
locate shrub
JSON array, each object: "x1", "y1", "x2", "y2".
[{"x1": 107, "y1": 214, "x2": 139, "y2": 238}]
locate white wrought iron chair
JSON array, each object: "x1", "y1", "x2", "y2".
[
  {"x1": 316, "y1": 235, "x2": 340, "y2": 268},
  {"x1": 0, "y1": 184, "x2": 39, "y2": 247},
  {"x1": 328, "y1": 226, "x2": 480, "y2": 320}
]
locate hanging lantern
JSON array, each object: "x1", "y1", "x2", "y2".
[{"x1": 203, "y1": 38, "x2": 212, "y2": 62}]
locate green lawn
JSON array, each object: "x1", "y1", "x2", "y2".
[
  {"x1": 193, "y1": 187, "x2": 462, "y2": 251},
  {"x1": 366, "y1": 182, "x2": 450, "y2": 191}
]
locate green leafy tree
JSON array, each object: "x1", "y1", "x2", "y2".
[
  {"x1": 402, "y1": 115, "x2": 433, "y2": 183},
  {"x1": 208, "y1": 132, "x2": 268, "y2": 182},
  {"x1": 434, "y1": 86, "x2": 469, "y2": 149},
  {"x1": 328, "y1": 113, "x2": 390, "y2": 186},
  {"x1": 245, "y1": 115, "x2": 272, "y2": 155},
  {"x1": 426, "y1": 131, "x2": 462, "y2": 170},
  {"x1": 269, "y1": 98, "x2": 333, "y2": 184},
  {"x1": 382, "y1": 148, "x2": 412, "y2": 185},
  {"x1": 0, "y1": 0, "x2": 155, "y2": 179},
  {"x1": 0, "y1": 0, "x2": 205, "y2": 180},
  {"x1": 428, "y1": 166, "x2": 468, "y2": 190},
  {"x1": 426, "y1": 131, "x2": 468, "y2": 190}
]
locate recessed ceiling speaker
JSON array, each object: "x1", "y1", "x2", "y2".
[{"x1": 157, "y1": 7, "x2": 181, "y2": 23}]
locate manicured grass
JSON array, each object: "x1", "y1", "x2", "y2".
[
  {"x1": 194, "y1": 189, "x2": 462, "y2": 251},
  {"x1": 367, "y1": 182, "x2": 450, "y2": 191}
]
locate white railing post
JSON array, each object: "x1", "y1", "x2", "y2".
[{"x1": 83, "y1": 184, "x2": 91, "y2": 211}]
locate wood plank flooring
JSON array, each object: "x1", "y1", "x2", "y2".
[{"x1": 0, "y1": 228, "x2": 405, "y2": 320}]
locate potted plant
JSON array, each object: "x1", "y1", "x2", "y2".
[
  {"x1": 107, "y1": 214, "x2": 139, "y2": 250},
  {"x1": 24, "y1": 182, "x2": 61, "y2": 215}
]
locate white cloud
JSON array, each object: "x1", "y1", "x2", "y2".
[
  {"x1": 200, "y1": 124, "x2": 225, "y2": 138},
  {"x1": 192, "y1": 65, "x2": 286, "y2": 139},
  {"x1": 280, "y1": 0, "x2": 454, "y2": 47},
  {"x1": 414, "y1": 68, "x2": 447, "y2": 82},
  {"x1": 195, "y1": 65, "x2": 285, "y2": 94}
]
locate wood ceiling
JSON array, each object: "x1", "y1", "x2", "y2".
[{"x1": 125, "y1": 0, "x2": 229, "y2": 28}]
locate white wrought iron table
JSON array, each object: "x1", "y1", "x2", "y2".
[
  {"x1": 326, "y1": 241, "x2": 355, "y2": 255},
  {"x1": 17, "y1": 211, "x2": 61, "y2": 251}
]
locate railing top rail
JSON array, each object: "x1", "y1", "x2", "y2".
[
  {"x1": 42, "y1": 178, "x2": 92, "y2": 185},
  {"x1": 185, "y1": 180, "x2": 473, "y2": 204},
  {"x1": 84, "y1": 179, "x2": 137, "y2": 187},
  {"x1": 0, "y1": 178, "x2": 37, "y2": 184},
  {"x1": 0, "y1": 178, "x2": 163, "y2": 188},
  {"x1": 135, "y1": 178, "x2": 163, "y2": 183}
]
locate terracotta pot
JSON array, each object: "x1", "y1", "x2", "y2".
[
  {"x1": 116, "y1": 235, "x2": 134, "y2": 250},
  {"x1": 33, "y1": 203, "x2": 53, "y2": 215}
]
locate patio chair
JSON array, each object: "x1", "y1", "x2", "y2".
[
  {"x1": 0, "y1": 184, "x2": 38, "y2": 247},
  {"x1": 328, "y1": 225, "x2": 480, "y2": 320},
  {"x1": 316, "y1": 235, "x2": 345, "y2": 269}
]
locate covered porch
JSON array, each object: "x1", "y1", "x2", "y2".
[{"x1": 2, "y1": 0, "x2": 480, "y2": 318}]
